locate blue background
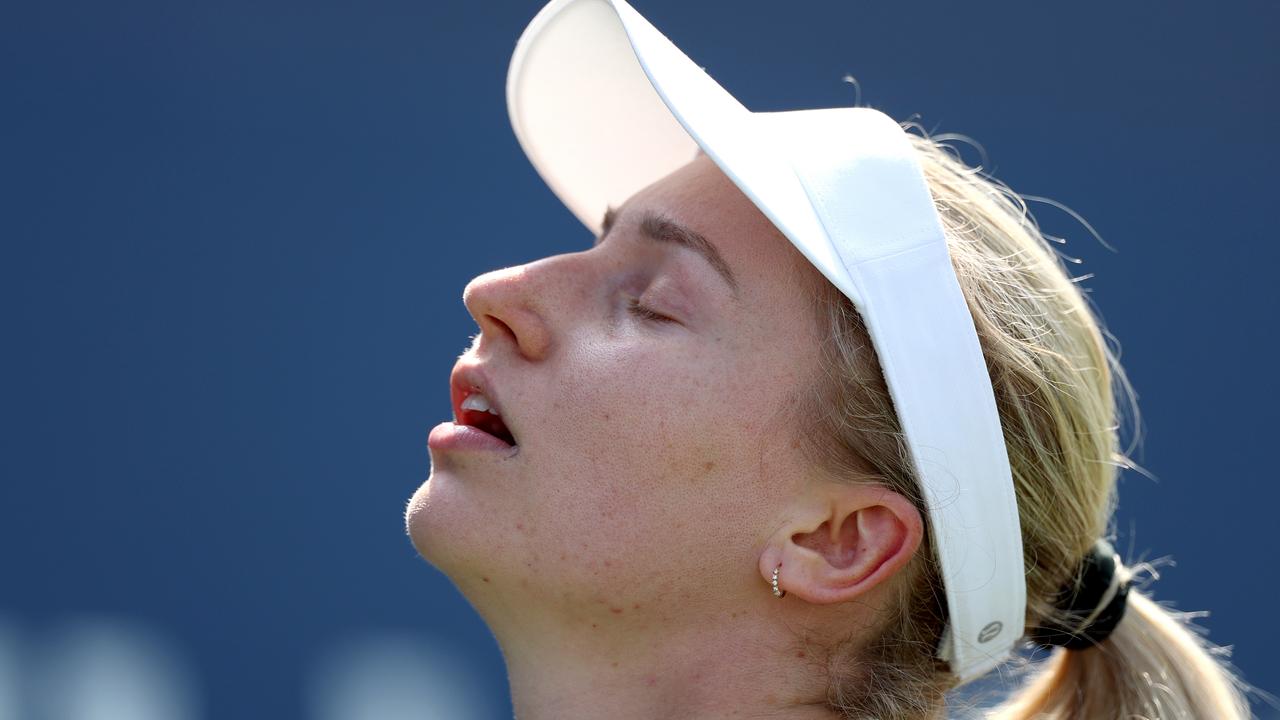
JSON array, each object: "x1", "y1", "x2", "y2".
[{"x1": 2, "y1": 0, "x2": 1277, "y2": 717}]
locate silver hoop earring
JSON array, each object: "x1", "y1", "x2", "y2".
[{"x1": 771, "y1": 563, "x2": 786, "y2": 598}]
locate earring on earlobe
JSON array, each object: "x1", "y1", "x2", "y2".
[{"x1": 771, "y1": 563, "x2": 786, "y2": 598}]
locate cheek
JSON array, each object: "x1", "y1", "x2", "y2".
[
  {"x1": 556, "y1": 336, "x2": 762, "y2": 479},
  {"x1": 517, "y1": 335, "x2": 805, "y2": 576}
]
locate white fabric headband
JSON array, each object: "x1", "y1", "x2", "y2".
[{"x1": 505, "y1": 0, "x2": 1025, "y2": 684}]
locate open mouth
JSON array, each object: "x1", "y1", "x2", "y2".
[{"x1": 456, "y1": 391, "x2": 517, "y2": 447}]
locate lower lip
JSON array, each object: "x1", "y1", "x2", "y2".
[{"x1": 428, "y1": 422, "x2": 518, "y2": 454}]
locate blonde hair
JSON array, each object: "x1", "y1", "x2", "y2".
[{"x1": 798, "y1": 121, "x2": 1256, "y2": 719}]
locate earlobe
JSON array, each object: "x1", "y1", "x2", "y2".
[{"x1": 759, "y1": 487, "x2": 923, "y2": 605}]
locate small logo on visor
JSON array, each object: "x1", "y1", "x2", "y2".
[{"x1": 978, "y1": 621, "x2": 1003, "y2": 643}]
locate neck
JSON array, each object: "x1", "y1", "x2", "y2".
[{"x1": 492, "y1": 606, "x2": 841, "y2": 720}]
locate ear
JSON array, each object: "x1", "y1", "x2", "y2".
[{"x1": 759, "y1": 482, "x2": 923, "y2": 605}]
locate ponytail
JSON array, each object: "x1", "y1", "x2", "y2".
[{"x1": 994, "y1": 580, "x2": 1252, "y2": 719}]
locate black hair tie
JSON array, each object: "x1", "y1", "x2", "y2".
[{"x1": 1029, "y1": 538, "x2": 1131, "y2": 651}]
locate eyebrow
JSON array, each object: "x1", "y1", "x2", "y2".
[{"x1": 595, "y1": 206, "x2": 740, "y2": 293}]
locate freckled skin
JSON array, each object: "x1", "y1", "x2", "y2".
[
  {"x1": 403, "y1": 155, "x2": 913, "y2": 719},
  {"x1": 406, "y1": 155, "x2": 822, "y2": 631}
]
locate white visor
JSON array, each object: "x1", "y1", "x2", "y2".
[{"x1": 505, "y1": 0, "x2": 1025, "y2": 685}]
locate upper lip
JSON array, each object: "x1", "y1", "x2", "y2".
[{"x1": 449, "y1": 360, "x2": 514, "y2": 437}]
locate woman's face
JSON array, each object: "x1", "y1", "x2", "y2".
[{"x1": 406, "y1": 154, "x2": 829, "y2": 635}]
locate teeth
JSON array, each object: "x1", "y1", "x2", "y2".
[{"x1": 461, "y1": 392, "x2": 499, "y2": 415}]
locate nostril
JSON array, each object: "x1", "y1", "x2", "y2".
[
  {"x1": 484, "y1": 314, "x2": 517, "y2": 345},
  {"x1": 467, "y1": 296, "x2": 552, "y2": 361}
]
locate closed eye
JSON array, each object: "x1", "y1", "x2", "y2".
[{"x1": 627, "y1": 297, "x2": 677, "y2": 324}]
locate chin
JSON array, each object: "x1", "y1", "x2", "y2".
[
  {"x1": 404, "y1": 473, "x2": 456, "y2": 569},
  {"x1": 403, "y1": 470, "x2": 501, "y2": 579},
  {"x1": 404, "y1": 476, "x2": 440, "y2": 561}
]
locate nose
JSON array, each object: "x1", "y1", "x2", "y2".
[{"x1": 462, "y1": 263, "x2": 554, "y2": 361}]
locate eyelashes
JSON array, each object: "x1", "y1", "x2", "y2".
[{"x1": 626, "y1": 296, "x2": 677, "y2": 324}]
